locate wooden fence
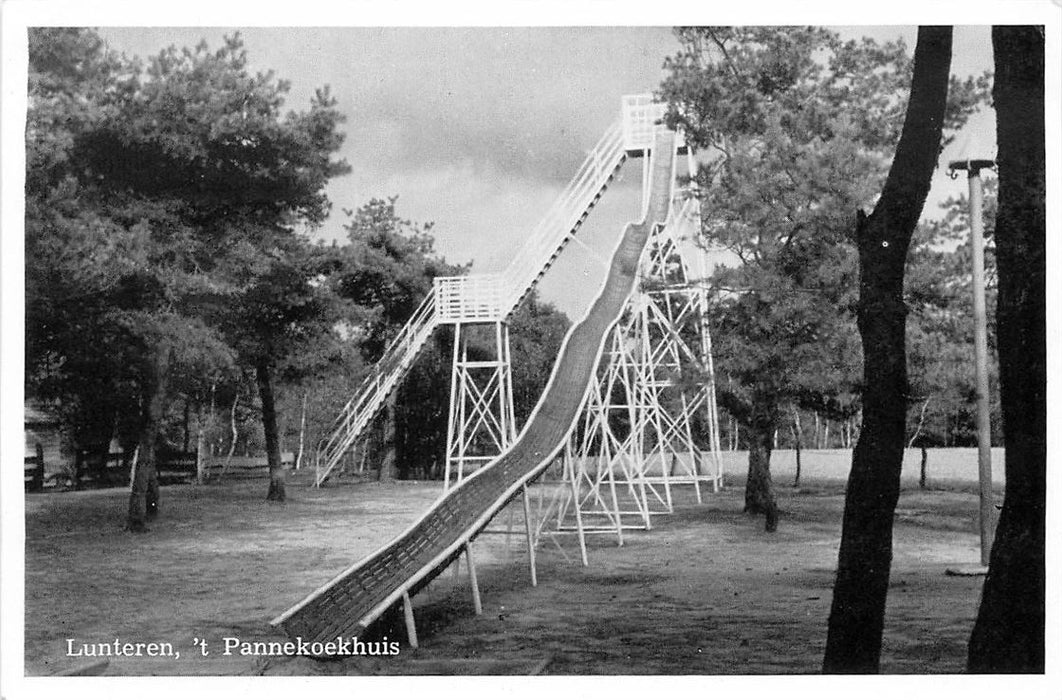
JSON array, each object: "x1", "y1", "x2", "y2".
[
  {"x1": 25, "y1": 447, "x2": 296, "y2": 490},
  {"x1": 24, "y1": 443, "x2": 45, "y2": 492}
]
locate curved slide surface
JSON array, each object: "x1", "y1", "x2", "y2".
[{"x1": 272, "y1": 129, "x2": 677, "y2": 644}]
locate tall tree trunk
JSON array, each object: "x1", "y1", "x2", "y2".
[
  {"x1": 908, "y1": 398, "x2": 931, "y2": 489},
  {"x1": 295, "y1": 390, "x2": 308, "y2": 471},
  {"x1": 182, "y1": 399, "x2": 191, "y2": 453},
  {"x1": 968, "y1": 25, "x2": 1045, "y2": 674},
  {"x1": 823, "y1": 26, "x2": 952, "y2": 673},
  {"x1": 127, "y1": 341, "x2": 171, "y2": 532},
  {"x1": 146, "y1": 453, "x2": 160, "y2": 519},
  {"x1": 218, "y1": 392, "x2": 239, "y2": 481},
  {"x1": 919, "y1": 446, "x2": 929, "y2": 490},
  {"x1": 791, "y1": 407, "x2": 803, "y2": 487},
  {"x1": 73, "y1": 449, "x2": 83, "y2": 490},
  {"x1": 378, "y1": 392, "x2": 398, "y2": 481},
  {"x1": 257, "y1": 362, "x2": 286, "y2": 502},
  {"x1": 743, "y1": 396, "x2": 778, "y2": 532}
]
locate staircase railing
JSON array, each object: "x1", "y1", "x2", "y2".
[
  {"x1": 501, "y1": 120, "x2": 627, "y2": 313},
  {"x1": 312, "y1": 118, "x2": 628, "y2": 486},
  {"x1": 314, "y1": 288, "x2": 439, "y2": 486}
]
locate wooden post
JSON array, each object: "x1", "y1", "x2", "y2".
[
  {"x1": 195, "y1": 429, "x2": 205, "y2": 485},
  {"x1": 966, "y1": 164, "x2": 996, "y2": 566},
  {"x1": 127, "y1": 446, "x2": 139, "y2": 490},
  {"x1": 465, "y1": 543, "x2": 482, "y2": 615},
  {"x1": 566, "y1": 447, "x2": 589, "y2": 566},
  {"x1": 31, "y1": 443, "x2": 45, "y2": 492},
  {"x1": 521, "y1": 484, "x2": 538, "y2": 587},
  {"x1": 606, "y1": 453, "x2": 624, "y2": 546},
  {"x1": 73, "y1": 449, "x2": 83, "y2": 490},
  {"x1": 402, "y1": 591, "x2": 418, "y2": 649}
]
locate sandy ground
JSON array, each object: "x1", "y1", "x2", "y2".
[{"x1": 23, "y1": 470, "x2": 992, "y2": 676}]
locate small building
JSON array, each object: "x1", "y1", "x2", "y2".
[{"x1": 24, "y1": 403, "x2": 68, "y2": 481}]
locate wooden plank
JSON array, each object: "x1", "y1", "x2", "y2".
[
  {"x1": 53, "y1": 659, "x2": 109, "y2": 676},
  {"x1": 522, "y1": 484, "x2": 538, "y2": 587},
  {"x1": 402, "y1": 591, "x2": 418, "y2": 649},
  {"x1": 465, "y1": 543, "x2": 482, "y2": 615}
]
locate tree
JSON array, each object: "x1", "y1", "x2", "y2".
[
  {"x1": 25, "y1": 30, "x2": 349, "y2": 523},
  {"x1": 334, "y1": 197, "x2": 463, "y2": 480},
  {"x1": 660, "y1": 27, "x2": 912, "y2": 530},
  {"x1": 822, "y1": 26, "x2": 953, "y2": 673},
  {"x1": 662, "y1": 27, "x2": 987, "y2": 531},
  {"x1": 967, "y1": 25, "x2": 1045, "y2": 673},
  {"x1": 219, "y1": 237, "x2": 350, "y2": 501},
  {"x1": 25, "y1": 29, "x2": 132, "y2": 463},
  {"x1": 26, "y1": 29, "x2": 235, "y2": 528},
  {"x1": 111, "y1": 37, "x2": 350, "y2": 504}
]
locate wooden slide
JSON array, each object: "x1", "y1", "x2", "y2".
[{"x1": 272, "y1": 128, "x2": 677, "y2": 645}]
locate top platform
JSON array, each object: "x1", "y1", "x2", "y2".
[{"x1": 622, "y1": 94, "x2": 687, "y2": 156}]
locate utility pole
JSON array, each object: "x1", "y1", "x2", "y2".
[{"x1": 949, "y1": 155, "x2": 996, "y2": 567}]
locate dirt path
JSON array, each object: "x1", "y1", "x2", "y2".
[{"x1": 24, "y1": 478, "x2": 986, "y2": 675}]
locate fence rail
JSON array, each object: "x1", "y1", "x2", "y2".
[{"x1": 24, "y1": 444, "x2": 44, "y2": 492}]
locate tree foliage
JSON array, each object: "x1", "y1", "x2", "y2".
[
  {"x1": 25, "y1": 28, "x2": 350, "y2": 520},
  {"x1": 660, "y1": 27, "x2": 905, "y2": 529},
  {"x1": 659, "y1": 27, "x2": 987, "y2": 530}
]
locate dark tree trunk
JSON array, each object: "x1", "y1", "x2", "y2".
[
  {"x1": 182, "y1": 400, "x2": 191, "y2": 453},
  {"x1": 967, "y1": 25, "x2": 1045, "y2": 674},
  {"x1": 822, "y1": 26, "x2": 952, "y2": 673},
  {"x1": 743, "y1": 397, "x2": 778, "y2": 532},
  {"x1": 919, "y1": 445, "x2": 929, "y2": 490},
  {"x1": 257, "y1": 362, "x2": 286, "y2": 502},
  {"x1": 791, "y1": 408, "x2": 803, "y2": 487},
  {"x1": 31, "y1": 442, "x2": 45, "y2": 492},
  {"x1": 127, "y1": 342, "x2": 171, "y2": 532},
  {"x1": 378, "y1": 392, "x2": 398, "y2": 482},
  {"x1": 146, "y1": 456, "x2": 160, "y2": 519},
  {"x1": 73, "y1": 449, "x2": 83, "y2": 490}
]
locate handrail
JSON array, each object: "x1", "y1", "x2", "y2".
[
  {"x1": 313, "y1": 288, "x2": 439, "y2": 485},
  {"x1": 312, "y1": 115, "x2": 628, "y2": 487},
  {"x1": 501, "y1": 121, "x2": 627, "y2": 313}
]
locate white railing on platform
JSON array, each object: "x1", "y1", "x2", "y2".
[
  {"x1": 314, "y1": 288, "x2": 439, "y2": 486},
  {"x1": 622, "y1": 93, "x2": 685, "y2": 155},
  {"x1": 434, "y1": 274, "x2": 505, "y2": 323},
  {"x1": 622, "y1": 94, "x2": 665, "y2": 152}
]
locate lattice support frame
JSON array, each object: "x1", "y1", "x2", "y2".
[
  {"x1": 443, "y1": 320, "x2": 517, "y2": 490},
  {"x1": 540, "y1": 159, "x2": 725, "y2": 552}
]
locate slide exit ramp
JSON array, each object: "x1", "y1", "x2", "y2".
[{"x1": 273, "y1": 128, "x2": 678, "y2": 644}]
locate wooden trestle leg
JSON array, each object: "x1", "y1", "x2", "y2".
[
  {"x1": 402, "y1": 591, "x2": 418, "y2": 649},
  {"x1": 466, "y1": 543, "x2": 483, "y2": 615},
  {"x1": 522, "y1": 484, "x2": 538, "y2": 586}
]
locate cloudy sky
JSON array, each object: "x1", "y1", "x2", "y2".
[{"x1": 95, "y1": 25, "x2": 996, "y2": 317}]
